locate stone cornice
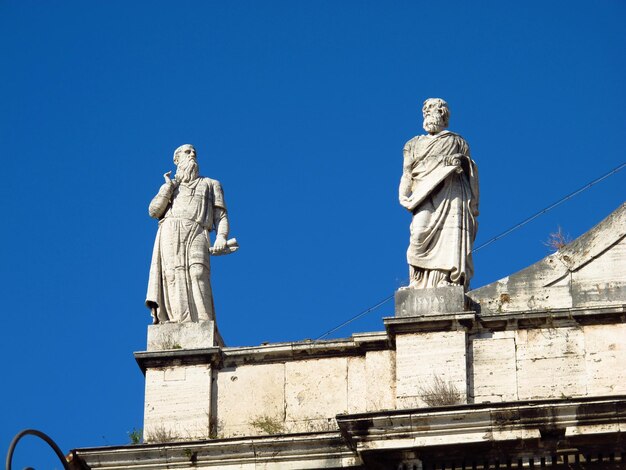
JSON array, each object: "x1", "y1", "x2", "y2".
[
  {"x1": 476, "y1": 303, "x2": 626, "y2": 330},
  {"x1": 135, "y1": 306, "x2": 625, "y2": 372},
  {"x1": 73, "y1": 396, "x2": 626, "y2": 468},
  {"x1": 135, "y1": 334, "x2": 391, "y2": 370},
  {"x1": 383, "y1": 304, "x2": 626, "y2": 340},
  {"x1": 220, "y1": 333, "x2": 390, "y2": 368},
  {"x1": 384, "y1": 312, "x2": 476, "y2": 340},
  {"x1": 336, "y1": 395, "x2": 626, "y2": 454},
  {"x1": 72, "y1": 432, "x2": 359, "y2": 469},
  {"x1": 134, "y1": 347, "x2": 222, "y2": 374}
]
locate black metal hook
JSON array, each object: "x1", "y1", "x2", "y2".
[{"x1": 5, "y1": 429, "x2": 70, "y2": 470}]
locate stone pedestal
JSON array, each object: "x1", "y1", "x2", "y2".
[
  {"x1": 390, "y1": 286, "x2": 472, "y2": 408},
  {"x1": 139, "y1": 320, "x2": 224, "y2": 442},
  {"x1": 135, "y1": 347, "x2": 222, "y2": 442},
  {"x1": 395, "y1": 286, "x2": 466, "y2": 317},
  {"x1": 395, "y1": 330, "x2": 468, "y2": 407},
  {"x1": 144, "y1": 363, "x2": 214, "y2": 441},
  {"x1": 147, "y1": 320, "x2": 224, "y2": 351}
]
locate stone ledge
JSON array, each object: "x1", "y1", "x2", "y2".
[
  {"x1": 134, "y1": 305, "x2": 626, "y2": 374},
  {"x1": 134, "y1": 347, "x2": 221, "y2": 374},
  {"x1": 383, "y1": 304, "x2": 626, "y2": 337},
  {"x1": 135, "y1": 333, "x2": 393, "y2": 372},
  {"x1": 337, "y1": 395, "x2": 626, "y2": 453},
  {"x1": 477, "y1": 304, "x2": 626, "y2": 330},
  {"x1": 221, "y1": 334, "x2": 390, "y2": 368},
  {"x1": 384, "y1": 313, "x2": 477, "y2": 339},
  {"x1": 72, "y1": 396, "x2": 626, "y2": 469},
  {"x1": 72, "y1": 432, "x2": 358, "y2": 469},
  {"x1": 220, "y1": 340, "x2": 358, "y2": 368}
]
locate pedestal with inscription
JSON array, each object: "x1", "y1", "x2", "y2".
[{"x1": 394, "y1": 285, "x2": 466, "y2": 317}]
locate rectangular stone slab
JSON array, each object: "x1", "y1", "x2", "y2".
[
  {"x1": 395, "y1": 285, "x2": 466, "y2": 316},
  {"x1": 147, "y1": 321, "x2": 222, "y2": 350}
]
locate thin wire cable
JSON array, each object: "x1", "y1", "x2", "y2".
[
  {"x1": 315, "y1": 161, "x2": 626, "y2": 340},
  {"x1": 315, "y1": 295, "x2": 395, "y2": 340},
  {"x1": 472, "y1": 161, "x2": 626, "y2": 254}
]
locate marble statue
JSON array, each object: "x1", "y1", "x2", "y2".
[
  {"x1": 146, "y1": 144, "x2": 237, "y2": 324},
  {"x1": 399, "y1": 98, "x2": 479, "y2": 290}
]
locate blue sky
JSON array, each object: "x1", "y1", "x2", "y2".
[{"x1": 1, "y1": 1, "x2": 625, "y2": 467}]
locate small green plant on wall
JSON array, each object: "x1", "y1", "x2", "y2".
[
  {"x1": 249, "y1": 415, "x2": 285, "y2": 435},
  {"x1": 128, "y1": 428, "x2": 143, "y2": 445}
]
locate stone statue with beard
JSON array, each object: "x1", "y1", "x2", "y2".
[
  {"x1": 399, "y1": 98, "x2": 479, "y2": 291},
  {"x1": 146, "y1": 144, "x2": 232, "y2": 324}
]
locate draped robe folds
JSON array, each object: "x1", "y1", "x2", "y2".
[
  {"x1": 401, "y1": 130, "x2": 479, "y2": 289},
  {"x1": 146, "y1": 177, "x2": 227, "y2": 323}
]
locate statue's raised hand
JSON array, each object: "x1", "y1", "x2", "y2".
[{"x1": 163, "y1": 171, "x2": 179, "y2": 188}]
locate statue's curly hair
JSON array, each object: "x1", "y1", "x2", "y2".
[{"x1": 422, "y1": 98, "x2": 450, "y2": 128}]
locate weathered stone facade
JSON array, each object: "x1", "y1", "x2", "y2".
[{"x1": 72, "y1": 203, "x2": 626, "y2": 469}]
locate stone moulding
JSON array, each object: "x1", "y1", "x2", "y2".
[
  {"x1": 71, "y1": 432, "x2": 358, "y2": 469},
  {"x1": 135, "y1": 333, "x2": 391, "y2": 373},
  {"x1": 221, "y1": 333, "x2": 390, "y2": 367},
  {"x1": 134, "y1": 347, "x2": 222, "y2": 373},
  {"x1": 383, "y1": 304, "x2": 625, "y2": 341},
  {"x1": 337, "y1": 395, "x2": 626, "y2": 456},
  {"x1": 476, "y1": 303, "x2": 626, "y2": 330},
  {"x1": 71, "y1": 396, "x2": 626, "y2": 469},
  {"x1": 134, "y1": 305, "x2": 625, "y2": 374},
  {"x1": 385, "y1": 312, "x2": 477, "y2": 340}
]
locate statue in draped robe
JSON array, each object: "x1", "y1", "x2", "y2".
[
  {"x1": 146, "y1": 144, "x2": 233, "y2": 324},
  {"x1": 399, "y1": 98, "x2": 479, "y2": 290}
]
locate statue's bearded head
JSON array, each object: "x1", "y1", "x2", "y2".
[
  {"x1": 422, "y1": 98, "x2": 450, "y2": 135},
  {"x1": 173, "y1": 144, "x2": 199, "y2": 183}
]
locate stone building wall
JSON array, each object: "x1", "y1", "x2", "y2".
[{"x1": 133, "y1": 203, "x2": 626, "y2": 448}]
